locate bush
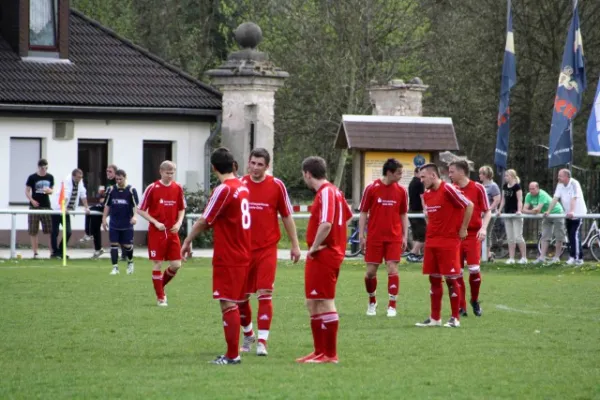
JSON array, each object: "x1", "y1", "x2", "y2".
[{"x1": 179, "y1": 185, "x2": 214, "y2": 248}]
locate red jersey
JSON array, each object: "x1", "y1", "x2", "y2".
[
  {"x1": 306, "y1": 182, "x2": 353, "y2": 257},
  {"x1": 139, "y1": 180, "x2": 185, "y2": 232},
  {"x1": 454, "y1": 180, "x2": 489, "y2": 234},
  {"x1": 202, "y1": 178, "x2": 251, "y2": 266},
  {"x1": 359, "y1": 179, "x2": 408, "y2": 242},
  {"x1": 241, "y1": 175, "x2": 293, "y2": 251},
  {"x1": 423, "y1": 181, "x2": 471, "y2": 247}
]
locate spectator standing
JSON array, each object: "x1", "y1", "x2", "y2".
[
  {"x1": 499, "y1": 169, "x2": 527, "y2": 264},
  {"x1": 50, "y1": 169, "x2": 90, "y2": 259},
  {"x1": 523, "y1": 182, "x2": 565, "y2": 264},
  {"x1": 407, "y1": 167, "x2": 426, "y2": 262},
  {"x1": 25, "y1": 159, "x2": 54, "y2": 258},
  {"x1": 478, "y1": 166, "x2": 501, "y2": 260},
  {"x1": 546, "y1": 169, "x2": 588, "y2": 265}
]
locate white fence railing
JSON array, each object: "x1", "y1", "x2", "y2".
[{"x1": 1, "y1": 209, "x2": 598, "y2": 260}]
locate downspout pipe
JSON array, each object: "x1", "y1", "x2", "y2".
[{"x1": 204, "y1": 114, "x2": 222, "y2": 194}]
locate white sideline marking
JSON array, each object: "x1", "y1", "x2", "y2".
[{"x1": 496, "y1": 304, "x2": 600, "y2": 321}]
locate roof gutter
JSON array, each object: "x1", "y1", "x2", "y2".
[
  {"x1": 204, "y1": 114, "x2": 222, "y2": 194},
  {"x1": 0, "y1": 103, "x2": 221, "y2": 117}
]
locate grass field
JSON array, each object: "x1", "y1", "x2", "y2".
[{"x1": 1, "y1": 258, "x2": 599, "y2": 399}]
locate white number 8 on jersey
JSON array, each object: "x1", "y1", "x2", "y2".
[{"x1": 241, "y1": 198, "x2": 251, "y2": 229}]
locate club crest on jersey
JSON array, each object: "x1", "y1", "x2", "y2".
[{"x1": 159, "y1": 199, "x2": 164, "y2": 204}]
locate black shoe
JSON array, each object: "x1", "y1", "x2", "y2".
[
  {"x1": 471, "y1": 300, "x2": 482, "y2": 317},
  {"x1": 459, "y1": 308, "x2": 468, "y2": 317},
  {"x1": 210, "y1": 355, "x2": 241, "y2": 365}
]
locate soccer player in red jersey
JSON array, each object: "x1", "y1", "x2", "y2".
[
  {"x1": 359, "y1": 158, "x2": 408, "y2": 317},
  {"x1": 238, "y1": 148, "x2": 301, "y2": 356},
  {"x1": 415, "y1": 163, "x2": 473, "y2": 328},
  {"x1": 138, "y1": 161, "x2": 186, "y2": 307},
  {"x1": 181, "y1": 147, "x2": 251, "y2": 365},
  {"x1": 296, "y1": 156, "x2": 352, "y2": 364},
  {"x1": 449, "y1": 161, "x2": 491, "y2": 317}
]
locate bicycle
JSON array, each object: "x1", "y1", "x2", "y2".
[
  {"x1": 537, "y1": 219, "x2": 600, "y2": 261},
  {"x1": 488, "y1": 217, "x2": 509, "y2": 260}
]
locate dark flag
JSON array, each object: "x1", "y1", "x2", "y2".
[
  {"x1": 548, "y1": 2, "x2": 586, "y2": 167},
  {"x1": 494, "y1": 0, "x2": 517, "y2": 172}
]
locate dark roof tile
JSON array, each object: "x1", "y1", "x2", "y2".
[{"x1": 0, "y1": 10, "x2": 221, "y2": 113}]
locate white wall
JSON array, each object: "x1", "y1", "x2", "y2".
[{"x1": 0, "y1": 117, "x2": 211, "y2": 232}]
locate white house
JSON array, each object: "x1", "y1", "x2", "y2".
[{"x1": 0, "y1": 1, "x2": 222, "y2": 245}]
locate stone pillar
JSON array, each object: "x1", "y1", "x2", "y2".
[
  {"x1": 206, "y1": 22, "x2": 288, "y2": 172},
  {"x1": 368, "y1": 78, "x2": 429, "y2": 117}
]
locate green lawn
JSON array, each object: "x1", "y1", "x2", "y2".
[{"x1": 1, "y1": 258, "x2": 599, "y2": 399}]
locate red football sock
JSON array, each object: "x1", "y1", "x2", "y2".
[
  {"x1": 446, "y1": 278, "x2": 461, "y2": 319},
  {"x1": 238, "y1": 300, "x2": 253, "y2": 337},
  {"x1": 152, "y1": 270, "x2": 165, "y2": 300},
  {"x1": 456, "y1": 274, "x2": 467, "y2": 310},
  {"x1": 257, "y1": 294, "x2": 273, "y2": 344},
  {"x1": 469, "y1": 272, "x2": 482, "y2": 302},
  {"x1": 222, "y1": 305, "x2": 241, "y2": 359},
  {"x1": 321, "y1": 312, "x2": 339, "y2": 358},
  {"x1": 310, "y1": 314, "x2": 325, "y2": 355},
  {"x1": 429, "y1": 275, "x2": 443, "y2": 321},
  {"x1": 162, "y1": 267, "x2": 178, "y2": 287},
  {"x1": 365, "y1": 276, "x2": 377, "y2": 304},
  {"x1": 388, "y1": 274, "x2": 399, "y2": 309}
]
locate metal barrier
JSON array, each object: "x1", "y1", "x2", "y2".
[{"x1": 2, "y1": 209, "x2": 598, "y2": 260}]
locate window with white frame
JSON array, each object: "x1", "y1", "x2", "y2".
[{"x1": 10, "y1": 138, "x2": 42, "y2": 204}]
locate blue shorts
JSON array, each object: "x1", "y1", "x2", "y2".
[{"x1": 109, "y1": 229, "x2": 134, "y2": 245}]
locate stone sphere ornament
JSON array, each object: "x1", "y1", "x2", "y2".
[{"x1": 235, "y1": 22, "x2": 263, "y2": 49}]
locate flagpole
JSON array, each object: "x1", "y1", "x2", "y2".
[{"x1": 569, "y1": 0, "x2": 577, "y2": 173}]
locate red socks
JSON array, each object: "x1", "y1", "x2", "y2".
[
  {"x1": 152, "y1": 270, "x2": 165, "y2": 300},
  {"x1": 320, "y1": 312, "x2": 339, "y2": 358},
  {"x1": 311, "y1": 312, "x2": 339, "y2": 357},
  {"x1": 238, "y1": 301, "x2": 253, "y2": 337},
  {"x1": 365, "y1": 276, "x2": 377, "y2": 304},
  {"x1": 469, "y1": 272, "x2": 482, "y2": 302},
  {"x1": 162, "y1": 267, "x2": 178, "y2": 287},
  {"x1": 222, "y1": 305, "x2": 241, "y2": 359},
  {"x1": 310, "y1": 314, "x2": 325, "y2": 355},
  {"x1": 429, "y1": 275, "x2": 443, "y2": 321},
  {"x1": 446, "y1": 278, "x2": 462, "y2": 319},
  {"x1": 257, "y1": 295, "x2": 273, "y2": 344},
  {"x1": 457, "y1": 274, "x2": 467, "y2": 310},
  {"x1": 388, "y1": 274, "x2": 399, "y2": 308}
]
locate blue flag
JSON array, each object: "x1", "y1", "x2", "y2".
[
  {"x1": 494, "y1": 0, "x2": 516, "y2": 171},
  {"x1": 587, "y1": 77, "x2": 600, "y2": 156},
  {"x1": 548, "y1": 3, "x2": 586, "y2": 167}
]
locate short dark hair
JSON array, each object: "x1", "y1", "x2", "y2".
[
  {"x1": 72, "y1": 168, "x2": 83, "y2": 176},
  {"x1": 302, "y1": 156, "x2": 327, "y2": 179},
  {"x1": 419, "y1": 163, "x2": 440, "y2": 177},
  {"x1": 249, "y1": 148, "x2": 271, "y2": 165},
  {"x1": 382, "y1": 158, "x2": 403, "y2": 176},
  {"x1": 115, "y1": 169, "x2": 127, "y2": 178},
  {"x1": 449, "y1": 160, "x2": 470, "y2": 175},
  {"x1": 211, "y1": 147, "x2": 234, "y2": 174},
  {"x1": 414, "y1": 167, "x2": 420, "y2": 174},
  {"x1": 38, "y1": 159, "x2": 48, "y2": 167}
]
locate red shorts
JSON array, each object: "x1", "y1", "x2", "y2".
[
  {"x1": 422, "y1": 245, "x2": 461, "y2": 276},
  {"x1": 460, "y1": 236, "x2": 481, "y2": 267},
  {"x1": 213, "y1": 264, "x2": 250, "y2": 302},
  {"x1": 147, "y1": 231, "x2": 181, "y2": 261},
  {"x1": 304, "y1": 250, "x2": 343, "y2": 300},
  {"x1": 246, "y1": 246, "x2": 278, "y2": 294},
  {"x1": 365, "y1": 241, "x2": 402, "y2": 264}
]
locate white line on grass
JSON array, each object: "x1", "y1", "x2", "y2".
[{"x1": 496, "y1": 304, "x2": 600, "y2": 321}]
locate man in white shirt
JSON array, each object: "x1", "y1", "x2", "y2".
[
  {"x1": 546, "y1": 169, "x2": 588, "y2": 265},
  {"x1": 50, "y1": 168, "x2": 90, "y2": 259}
]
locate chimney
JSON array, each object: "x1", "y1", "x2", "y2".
[
  {"x1": 0, "y1": 0, "x2": 70, "y2": 58},
  {"x1": 368, "y1": 78, "x2": 429, "y2": 117}
]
